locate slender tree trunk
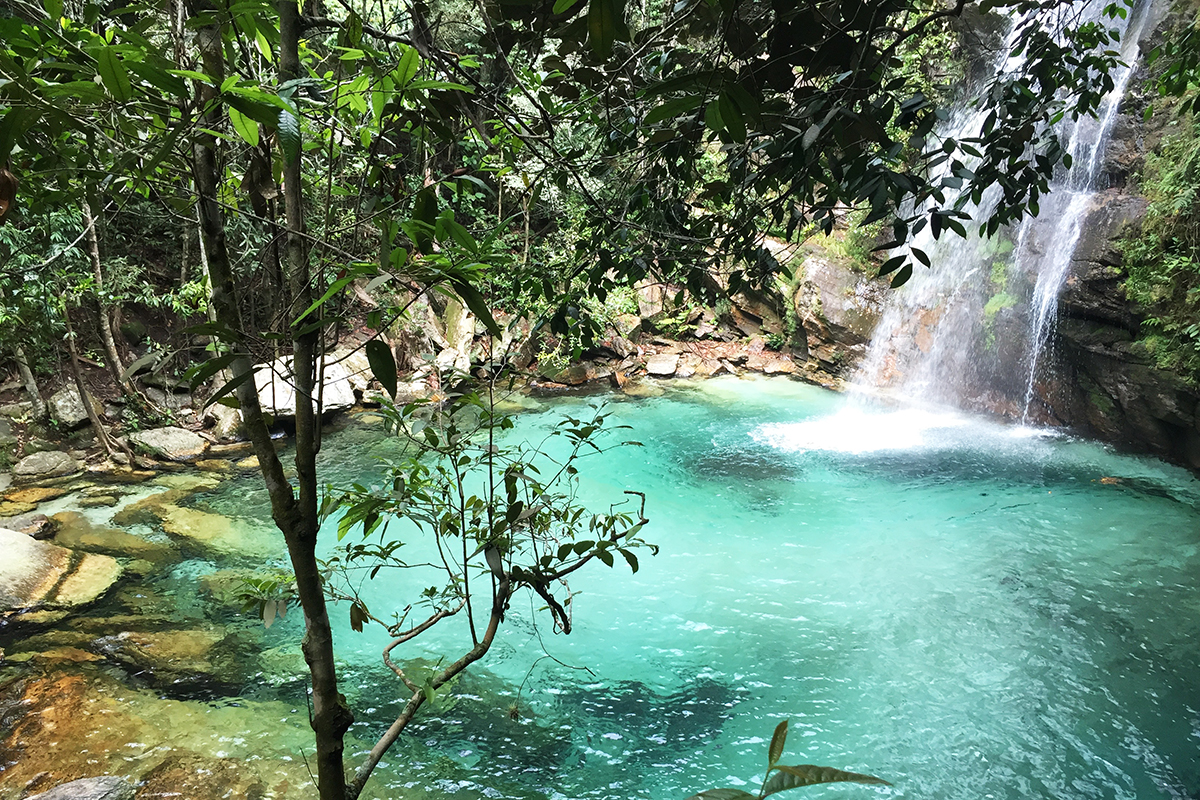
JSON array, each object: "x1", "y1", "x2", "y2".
[
  {"x1": 82, "y1": 197, "x2": 134, "y2": 398},
  {"x1": 278, "y1": 4, "x2": 352, "y2": 796},
  {"x1": 185, "y1": 3, "x2": 352, "y2": 798},
  {"x1": 61, "y1": 306, "x2": 116, "y2": 458},
  {"x1": 11, "y1": 343, "x2": 47, "y2": 419}
]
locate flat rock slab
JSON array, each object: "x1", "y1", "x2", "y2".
[
  {"x1": 27, "y1": 777, "x2": 134, "y2": 800},
  {"x1": 129, "y1": 427, "x2": 209, "y2": 462},
  {"x1": 645, "y1": 353, "x2": 680, "y2": 376},
  {"x1": 5, "y1": 486, "x2": 70, "y2": 504},
  {"x1": 0, "y1": 527, "x2": 123, "y2": 614},
  {"x1": 13, "y1": 451, "x2": 82, "y2": 482}
]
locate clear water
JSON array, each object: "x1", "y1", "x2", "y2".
[{"x1": 5, "y1": 377, "x2": 1200, "y2": 800}]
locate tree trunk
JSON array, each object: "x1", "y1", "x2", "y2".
[
  {"x1": 278, "y1": 4, "x2": 352, "y2": 796},
  {"x1": 184, "y1": 2, "x2": 352, "y2": 797},
  {"x1": 11, "y1": 343, "x2": 46, "y2": 419},
  {"x1": 82, "y1": 197, "x2": 135, "y2": 398},
  {"x1": 61, "y1": 306, "x2": 116, "y2": 458}
]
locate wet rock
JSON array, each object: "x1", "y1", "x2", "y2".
[
  {"x1": 0, "y1": 527, "x2": 123, "y2": 615},
  {"x1": 128, "y1": 427, "x2": 209, "y2": 462},
  {"x1": 93, "y1": 626, "x2": 254, "y2": 695},
  {"x1": 50, "y1": 511, "x2": 174, "y2": 563},
  {"x1": 6, "y1": 485, "x2": 70, "y2": 504},
  {"x1": 13, "y1": 451, "x2": 82, "y2": 482},
  {"x1": 159, "y1": 506, "x2": 277, "y2": 557},
  {"x1": 195, "y1": 458, "x2": 232, "y2": 472},
  {"x1": 792, "y1": 254, "x2": 887, "y2": 368},
  {"x1": 153, "y1": 473, "x2": 220, "y2": 492},
  {"x1": 0, "y1": 500, "x2": 38, "y2": 516},
  {"x1": 138, "y1": 753, "x2": 269, "y2": 800},
  {"x1": 0, "y1": 512, "x2": 56, "y2": 539},
  {"x1": 25, "y1": 776, "x2": 135, "y2": 800},
  {"x1": 48, "y1": 387, "x2": 102, "y2": 429},
  {"x1": 236, "y1": 455, "x2": 260, "y2": 470},
  {"x1": 78, "y1": 495, "x2": 118, "y2": 508},
  {"x1": 645, "y1": 353, "x2": 680, "y2": 377}
]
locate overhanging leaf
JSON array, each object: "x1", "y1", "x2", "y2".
[
  {"x1": 202, "y1": 368, "x2": 258, "y2": 410},
  {"x1": 682, "y1": 790, "x2": 756, "y2": 800},
  {"x1": 768, "y1": 720, "x2": 788, "y2": 768},
  {"x1": 228, "y1": 105, "x2": 260, "y2": 147},
  {"x1": 97, "y1": 46, "x2": 133, "y2": 102},
  {"x1": 278, "y1": 108, "x2": 301, "y2": 165},
  {"x1": 762, "y1": 764, "x2": 891, "y2": 798},
  {"x1": 365, "y1": 340, "x2": 397, "y2": 400},
  {"x1": 450, "y1": 279, "x2": 501, "y2": 339}
]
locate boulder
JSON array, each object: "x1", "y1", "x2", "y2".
[
  {"x1": 13, "y1": 450, "x2": 82, "y2": 482},
  {"x1": 93, "y1": 626, "x2": 254, "y2": 695},
  {"x1": 254, "y1": 355, "x2": 357, "y2": 417},
  {"x1": 645, "y1": 353, "x2": 680, "y2": 377},
  {"x1": 159, "y1": 505, "x2": 277, "y2": 557},
  {"x1": 129, "y1": 427, "x2": 209, "y2": 462},
  {"x1": 26, "y1": 777, "x2": 135, "y2": 800},
  {"x1": 329, "y1": 346, "x2": 375, "y2": 394},
  {"x1": 0, "y1": 527, "x2": 123, "y2": 615},
  {"x1": 0, "y1": 400, "x2": 34, "y2": 418},
  {"x1": 48, "y1": 387, "x2": 102, "y2": 429},
  {"x1": 203, "y1": 402, "x2": 243, "y2": 441},
  {"x1": 0, "y1": 512, "x2": 55, "y2": 539},
  {"x1": 0, "y1": 417, "x2": 15, "y2": 449}
]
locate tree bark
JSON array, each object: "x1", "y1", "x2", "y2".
[
  {"x1": 277, "y1": 5, "x2": 352, "y2": 797},
  {"x1": 11, "y1": 343, "x2": 46, "y2": 419},
  {"x1": 81, "y1": 197, "x2": 135, "y2": 398}
]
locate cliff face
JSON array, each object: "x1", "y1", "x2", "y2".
[
  {"x1": 1052, "y1": 192, "x2": 1200, "y2": 469},
  {"x1": 1032, "y1": 2, "x2": 1200, "y2": 471}
]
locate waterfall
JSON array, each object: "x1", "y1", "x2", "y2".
[{"x1": 854, "y1": 0, "x2": 1152, "y2": 422}]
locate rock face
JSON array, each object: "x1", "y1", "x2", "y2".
[
  {"x1": 26, "y1": 777, "x2": 135, "y2": 800},
  {"x1": 1046, "y1": 189, "x2": 1200, "y2": 469},
  {"x1": 13, "y1": 450, "x2": 82, "y2": 482},
  {"x1": 254, "y1": 354, "x2": 358, "y2": 417},
  {"x1": 129, "y1": 426, "x2": 210, "y2": 461},
  {"x1": 0, "y1": 527, "x2": 123, "y2": 615},
  {"x1": 792, "y1": 254, "x2": 889, "y2": 372},
  {"x1": 49, "y1": 387, "x2": 102, "y2": 429}
]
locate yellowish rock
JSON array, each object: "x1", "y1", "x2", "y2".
[
  {"x1": 195, "y1": 458, "x2": 232, "y2": 472},
  {"x1": 4, "y1": 486, "x2": 70, "y2": 504}
]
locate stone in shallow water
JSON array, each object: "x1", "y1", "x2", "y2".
[
  {"x1": 25, "y1": 776, "x2": 134, "y2": 800},
  {"x1": 128, "y1": 426, "x2": 209, "y2": 462},
  {"x1": 5, "y1": 485, "x2": 70, "y2": 504},
  {"x1": 50, "y1": 511, "x2": 175, "y2": 564},
  {"x1": 0, "y1": 527, "x2": 123, "y2": 615},
  {"x1": 158, "y1": 505, "x2": 277, "y2": 557}
]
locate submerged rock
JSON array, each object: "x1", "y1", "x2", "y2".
[
  {"x1": 93, "y1": 626, "x2": 256, "y2": 695},
  {"x1": 129, "y1": 427, "x2": 210, "y2": 462},
  {"x1": 158, "y1": 506, "x2": 277, "y2": 557},
  {"x1": 50, "y1": 511, "x2": 174, "y2": 564},
  {"x1": 25, "y1": 776, "x2": 134, "y2": 800},
  {"x1": 0, "y1": 527, "x2": 123, "y2": 616}
]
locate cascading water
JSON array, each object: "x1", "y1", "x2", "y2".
[{"x1": 855, "y1": 0, "x2": 1152, "y2": 421}]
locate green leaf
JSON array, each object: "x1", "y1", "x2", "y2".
[
  {"x1": 644, "y1": 94, "x2": 704, "y2": 125},
  {"x1": 682, "y1": 790, "x2": 756, "y2": 800},
  {"x1": 890, "y1": 264, "x2": 913, "y2": 288},
  {"x1": 450, "y1": 279, "x2": 501, "y2": 339},
  {"x1": 762, "y1": 764, "x2": 891, "y2": 797},
  {"x1": 202, "y1": 368, "x2": 257, "y2": 410},
  {"x1": 228, "y1": 105, "x2": 260, "y2": 147},
  {"x1": 365, "y1": 340, "x2": 397, "y2": 400},
  {"x1": 255, "y1": 28, "x2": 273, "y2": 62},
  {"x1": 395, "y1": 45, "x2": 420, "y2": 88},
  {"x1": 278, "y1": 108, "x2": 301, "y2": 164},
  {"x1": 44, "y1": 0, "x2": 63, "y2": 19},
  {"x1": 768, "y1": 720, "x2": 788, "y2": 768},
  {"x1": 588, "y1": 0, "x2": 617, "y2": 59}
]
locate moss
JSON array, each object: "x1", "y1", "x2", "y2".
[{"x1": 983, "y1": 292, "x2": 1018, "y2": 321}]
